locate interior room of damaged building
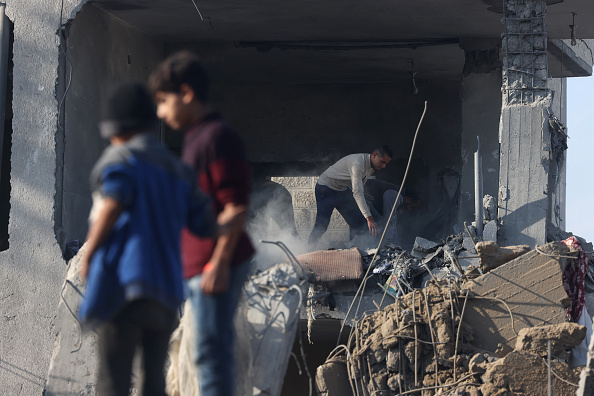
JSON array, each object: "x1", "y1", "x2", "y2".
[{"x1": 46, "y1": 0, "x2": 594, "y2": 395}]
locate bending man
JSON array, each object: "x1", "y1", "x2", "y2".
[{"x1": 308, "y1": 145, "x2": 411, "y2": 246}]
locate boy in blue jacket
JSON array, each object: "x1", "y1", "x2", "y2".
[{"x1": 79, "y1": 82, "x2": 239, "y2": 396}]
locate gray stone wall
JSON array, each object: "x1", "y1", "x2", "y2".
[{"x1": 0, "y1": 1, "x2": 88, "y2": 394}]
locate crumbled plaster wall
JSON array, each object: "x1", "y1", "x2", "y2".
[{"x1": 0, "y1": 1, "x2": 88, "y2": 394}]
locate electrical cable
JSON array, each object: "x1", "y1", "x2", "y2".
[
  {"x1": 336, "y1": 101, "x2": 428, "y2": 347},
  {"x1": 535, "y1": 244, "x2": 580, "y2": 260},
  {"x1": 422, "y1": 288, "x2": 439, "y2": 387},
  {"x1": 395, "y1": 373, "x2": 479, "y2": 395},
  {"x1": 189, "y1": 0, "x2": 208, "y2": 21},
  {"x1": 542, "y1": 358, "x2": 579, "y2": 387},
  {"x1": 470, "y1": 294, "x2": 518, "y2": 337}
]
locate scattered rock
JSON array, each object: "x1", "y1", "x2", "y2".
[
  {"x1": 483, "y1": 220, "x2": 498, "y2": 242},
  {"x1": 481, "y1": 350, "x2": 581, "y2": 395},
  {"x1": 515, "y1": 322, "x2": 586, "y2": 357},
  {"x1": 475, "y1": 241, "x2": 530, "y2": 272}
]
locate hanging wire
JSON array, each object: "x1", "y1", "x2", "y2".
[
  {"x1": 336, "y1": 101, "x2": 428, "y2": 347},
  {"x1": 189, "y1": 0, "x2": 211, "y2": 22}
]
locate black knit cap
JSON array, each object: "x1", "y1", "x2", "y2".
[{"x1": 99, "y1": 81, "x2": 157, "y2": 138}]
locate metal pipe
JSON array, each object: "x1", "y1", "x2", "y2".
[
  {"x1": 474, "y1": 136, "x2": 484, "y2": 239},
  {"x1": 0, "y1": 3, "x2": 10, "y2": 176},
  {"x1": 548, "y1": 340, "x2": 552, "y2": 396}
]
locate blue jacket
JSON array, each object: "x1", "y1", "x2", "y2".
[{"x1": 79, "y1": 132, "x2": 215, "y2": 326}]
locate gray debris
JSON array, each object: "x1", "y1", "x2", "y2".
[
  {"x1": 483, "y1": 220, "x2": 498, "y2": 242},
  {"x1": 483, "y1": 194, "x2": 497, "y2": 221},
  {"x1": 412, "y1": 237, "x2": 440, "y2": 253}
]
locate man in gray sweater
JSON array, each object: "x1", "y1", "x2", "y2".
[{"x1": 308, "y1": 145, "x2": 415, "y2": 247}]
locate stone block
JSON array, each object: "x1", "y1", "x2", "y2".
[
  {"x1": 292, "y1": 190, "x2": 316, "y2": 209},
  {"x1": 294, "y1": 209, "x2": 314, "y2": 231},
  {"x1": 271, "y1": 176, "x2": 315, "y2": 189},
  {"x1": 328, "y1": 209, "x2": 348, "y2": 230},
  {"x1": 464, "y1": 242, "x2": 575, "y2": 352}
]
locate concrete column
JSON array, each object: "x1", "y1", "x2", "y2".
[{"x1": 498, "y1": 0, "x2": 552, "y2": 247}]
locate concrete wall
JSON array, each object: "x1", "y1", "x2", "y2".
[
  {"x1": 0, "y1": 1, "x2": 164, "y2": 393},
  {"x1": 59, "y1": 4, "x2": 164, "y2": 245},
  {"x1": 0, "y1": 1, "x2": 87, "y2": 394}
]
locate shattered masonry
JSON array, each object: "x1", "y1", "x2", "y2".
[
  {"x1": 502, "y1": 0, "x2": 549, "y2": 105},
  {"x1": 318, "y1": 280, "x2": 583, "y2": 395}
]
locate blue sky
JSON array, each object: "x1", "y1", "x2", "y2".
[{"x1": 566, "y1": 76, "x2": 594, "y2": 244}]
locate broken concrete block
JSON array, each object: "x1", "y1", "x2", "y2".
[
  {"x1": 475, "y1": 241, "x2": 530, "y2": 273},
  {"x1": 483, "y1": 220, "x2": 498, "y2": 242},
  {"x1": 412, "y1": 236, "x2": 439, "y2": 253},
  {"x1": 483, "y1": 194, "x2": 497, "y2": 221},
  {"x1": 514, "y1": 322, "x2": 586, "y2": 357},
  {"x1": 463, "y1": 236, "x2": 477, "y2": 253},
  {"x1": 315, "y1": 356, "x2": 352, "y2": 396},
  {"x1": 464, "y1": 242, "x2": 575, "y2": 353},
  {"x1": 481, "y1": 350, "x2": 580, "y2": 395}
]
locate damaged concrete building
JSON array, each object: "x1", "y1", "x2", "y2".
[{"x1": 0, "y1": 0, "x2": 594, "y2": 394}]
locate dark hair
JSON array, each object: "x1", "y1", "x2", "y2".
[
  {"x1": 373, "y1": 145, "x2": 393, "y2": 158},
  {"x1": 148, "y1": 51, "x2": 210, "y2": 102}
]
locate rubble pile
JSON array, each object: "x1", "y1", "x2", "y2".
[
  {"x1": 362, "y1": 232, "x2": 480, "y2": 296},
  {"x1": 344, "y1": 281, "x2": 478, "y2": 395},
  {"x1": 320, "y1": 280, "x2": 584, "y2": 395}
]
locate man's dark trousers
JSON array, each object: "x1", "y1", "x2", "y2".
[
  {"x1": 96, "y1": 299, "x2": 178, "y2": 396},
  {"x1": 308, "y1": 183, "x2": 379, "y2": 244}
]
